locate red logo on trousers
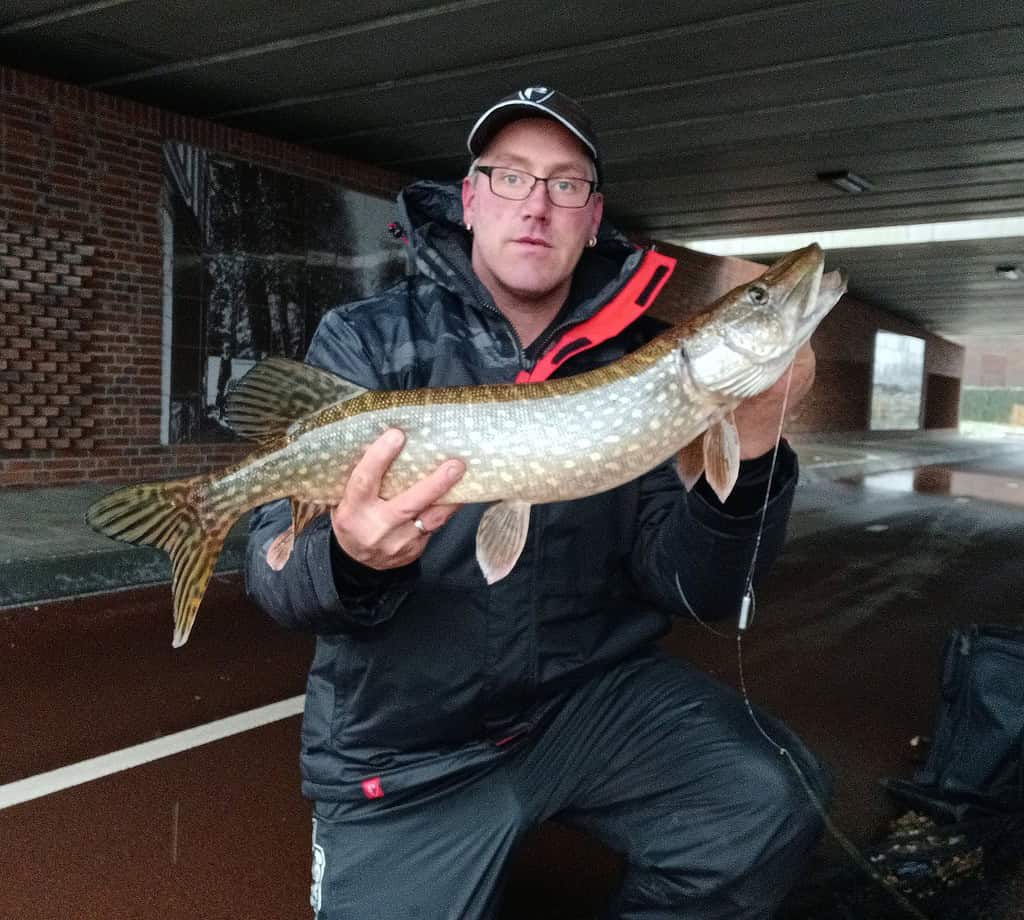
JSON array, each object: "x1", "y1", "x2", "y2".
[{"x1": 361, "y1": 777, "x2": 384, "y2": 799}]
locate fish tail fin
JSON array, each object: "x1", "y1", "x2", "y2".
[{"x1": 86, "y1": 476, "x2": 234, "y2": 647}]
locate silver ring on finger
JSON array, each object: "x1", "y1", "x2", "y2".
[{"x1": 413, "y1": 517, "x2": 429, "y2": 535}]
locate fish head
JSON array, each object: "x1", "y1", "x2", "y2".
[{"x1": 682, "y1": 244, "x2": 847, "y2": 400}]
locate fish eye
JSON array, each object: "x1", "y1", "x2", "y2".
[{"x1": 747, "y1": 284, "x2": 769, "y2": 305}]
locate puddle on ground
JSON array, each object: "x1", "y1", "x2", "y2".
[{"x1": 844, "y1": 465, "x2": 1024, "y2": 508}]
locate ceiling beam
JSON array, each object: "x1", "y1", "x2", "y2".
[
  {"x1": 209, "y1": 0, "x2": 836, "y2": 121},
  {"x1": 0, "y1": 0, "x2": 137, "y2": 35},
  {"x1": 89, "y1": 0, "x2": 504, "y2": 89}
]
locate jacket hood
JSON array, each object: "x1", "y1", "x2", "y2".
[{"x1": 396, "y1": 180, "x2": 641, "y2": 308}]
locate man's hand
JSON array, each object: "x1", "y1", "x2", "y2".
[
  {"x1": 332, "y1": 428, "x2": 465, "y2": 570},
  {"x1": 733, "y1": 342, "x2": 816, "y2": 460}
]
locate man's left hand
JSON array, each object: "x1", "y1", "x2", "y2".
[{"x1": 733, "y1": 342, "x2": 816, "y2": 460}]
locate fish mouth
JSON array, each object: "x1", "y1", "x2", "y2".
[
  {"x1": 763, "y1": 244, "x2": 825, "y2": 318},
  {"x1": 761, "y1": 244, "x2": 847, "y2": 341},
  {"x1": 797, "y1": 266, "x2": 847, "y2": 342}
]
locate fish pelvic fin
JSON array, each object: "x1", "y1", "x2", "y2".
[
  {"x1": 86, "y1": 477, "x2": 233, "y2": 647},
  {"x1": 476, "y1": 500, "x2": 532, "y2": 585},
  {"x1": 703, "y1": 412, "x2": 741, "y2": 503},
  {"x1": 225, "y1": 357, "x2": 367, "y2": 442}
]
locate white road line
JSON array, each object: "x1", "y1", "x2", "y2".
[{"x1": 0, "y1": 694, "x2": 305, "y2": 811}]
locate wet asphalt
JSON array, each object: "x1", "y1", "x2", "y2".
[{"x1": 2, "y1": 442, "x2": 1023, "y2": 919}]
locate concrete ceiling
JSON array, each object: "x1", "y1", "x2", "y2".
[{"x1": 3, "y1": 0, "x2": 1023, "y2": 338}]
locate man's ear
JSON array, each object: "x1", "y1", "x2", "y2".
[
  {"x1": 590, "y1": 192, "x2": 604, "y2": 238},
  {"x1": 461, "y1": 176, "x2": 476, "y2": 227}
]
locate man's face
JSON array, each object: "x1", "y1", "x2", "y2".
[{"x1": 461, "y1": 118, "x2": 603, "y2": 308}]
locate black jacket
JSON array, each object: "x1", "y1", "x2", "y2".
[{"x1": 245, "y1": 180, "x2": 798, "y2": 802}]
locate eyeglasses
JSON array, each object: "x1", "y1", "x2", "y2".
[{"x1": 475, "y1": 165, "x2": 596, "y2": 208}]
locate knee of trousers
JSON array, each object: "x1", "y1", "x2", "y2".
[
  {"x1": 651, "y1": 747, "x2": 831, "y2": 894},
  {"x1": 718, "y1": 745, "x2": 831, "y2": 878}
]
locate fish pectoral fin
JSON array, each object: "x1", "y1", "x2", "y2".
[
  {"x1": 225, "y1": 357, "x2": 368, "y2": 442},
  {"x1": 702, "y1": 412, "x2": 741, "y2": 503},
  {"x1": 476, "y1": 500, "x2": 532, "y2": 585},
  {"x1": 266, "y1": 527, "x2": 295, "y2": 572},
  {"x1": 674, "y1": 433, "x2": 706, "y2": 490},
  {"x1": 267, "y1": 498, "x2": 333, "y2": 571}
]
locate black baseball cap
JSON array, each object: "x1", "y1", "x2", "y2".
[{"x1": 467, "y1": 87, "x2": 602, "y2": 187}]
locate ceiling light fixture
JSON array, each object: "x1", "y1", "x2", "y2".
[
  {"x1": 995, "y1": 264, "x2": 1020, "y2": 280},
  {"x1": 817, "y1": 170, "x2": 873, "y2": 194}
]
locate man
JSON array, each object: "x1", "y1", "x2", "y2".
[{"x1": 246, "y1": 87, "x2": 829, "y2": 920}]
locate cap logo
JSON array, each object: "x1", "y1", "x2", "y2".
[{"x1": 519, "y1": 86, "x2": 553, "y2": 103}]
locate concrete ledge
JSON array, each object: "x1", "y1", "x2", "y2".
[
  {"x1": 0, "y1": 534, "x2": 248, "y2": 609},
  {"x1": 0, "y1": 483, "x2": 252, "y2": 609}
]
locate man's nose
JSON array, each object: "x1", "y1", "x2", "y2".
[{"x1": 522, "y1": 179, "x2": 553, "y2": 215}]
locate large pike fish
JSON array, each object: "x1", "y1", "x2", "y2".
[{"x1": 88, "y1": 244, "x2": 846, "y2": 647}]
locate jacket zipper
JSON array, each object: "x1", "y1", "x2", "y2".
[
  {"x1": 448, "y1": 259, "x2": 529, "y2": 368},
  {"x1": 521, "y1": 249, "x2": 647, "y2": 373}
]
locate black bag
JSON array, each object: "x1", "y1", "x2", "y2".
[{"x1": 883, "y1": 624, "x2": 1024, "y2": 820}]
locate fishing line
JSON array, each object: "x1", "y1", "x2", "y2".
[
  {"x1": 676, "y1": 362, "x2": 794, "y2": 641},
  {"x1": 740, "y1": 361, "x2": 795, "y2": 625},
  {"x1": 677, "y1": 361, "x2": 933, "y2": 920},
  {"x1": 674, "y1": 572, "x2": 731, "y2": 638}
]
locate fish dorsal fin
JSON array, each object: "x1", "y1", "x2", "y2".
[
  {"x1": 476, "y1": 500, "x2": 532, "y2": 585},
  {"x1": 703, "y1": 412, "x2": 741, "y2": 503},
  {"x1": 674, "y1": 433, "x2": 706, "y2": 491},
  {"x1": 225, "y1": 357, "x2": 367, "y2": 442}
]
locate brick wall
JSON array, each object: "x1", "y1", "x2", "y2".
[
  {"x1": 0, "y1": 223, "x2": 95, "y2": 452},
  {"x1": 0, "y1": 65, "x2": 407, "y2": 488}
]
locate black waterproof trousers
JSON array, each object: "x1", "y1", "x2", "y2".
[{"x1": 309, "y1": 654, "x2": 830, "y2": 920}]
